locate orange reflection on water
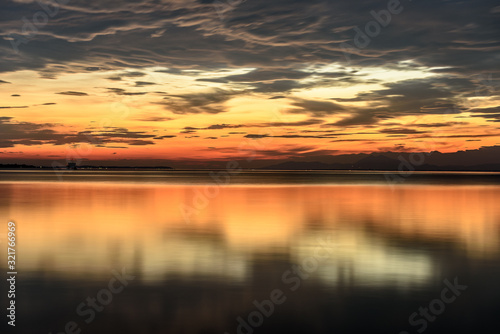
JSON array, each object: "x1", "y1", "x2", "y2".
[{"x1": 1, "y1": 182, "x2": 499, "y2": 284}]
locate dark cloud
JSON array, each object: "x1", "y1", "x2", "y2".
[
  {"x1": 126, "y1": 140, "x2": 155, "y2": 145},
  {"x1": 106, "y1": 76, "x2": 123, "y2": 81},
  {"x1": 273, "y1": 134, "x2": 337, "y2": 139},
  {"x1": 106, "y1": 88, "x2": 148, "y2": 96},
  {"x1": 0, "y1": 79, "x2": 10, "y2": 84},
  {"x1": 0, "y1": 117, "x2": 59, "y2": 148},
  {"x1": 419, "y1": 103, "x2": 464, "y2": 115},
  {"x1": 206, "y1": 124, "x2": 245, "y2": 130},
  {"x1": 325, "y1": 112, "x2": 379, "y2": 127},
  {"x1": 218, "y1": 69, "x2": 311, "y2": 82},
  {"x1": 0, "y1": 106, "x2": 28, "y2": 109},
  {"x1": 468, "y1": 106, "x2": 500, "y2": 114},
  {"x1": 413, "y1": 133, "x2": 500, "y2": 139},
  {"x1": 245, "y1": 134, "x2": 270, "y2": 139},
  {"x1": 106, "y1": 71, "x2": 146, "y2": 81},
  {"x1": 268, "y1": 119, "x2": 324, "y2": 127},
  {"x1": 183, "y1": 119, "x2": 325, "y2": 133},
  {"x1": 288, "y1": 99, "x2": 345, "y2": 117},
  {"x1": 0, "y1": 117, "x2": 160, "y2": 148},
  {"x1": 327, "y1": 76, "x2": 488, "y2": 124},
  {"x1": 203, "y1": 144, "x2": 324, "y2": 158},
  {"x1": 244, "y1": 133, "x2": 337, "y2": 139},
  {"x1": 135, "y1": 116, "x2": 174, "y2": 122},
  {"x1": 180, "y1": 128, "x2": 197, "y2": 134},
  {"x1": 196, "y1": 78, "x2": 229, "y2": 84},
  {"x1": 251, "y1": 80, "x2": 302, "y2": 93},
  {"x1": 470, "y1": 113, "x2": 500, "y2": 122},
  {"x1": 468, "y1": 106, "x2": 500, "y2": 121},
  {"x1": 410, "y1": 122, "x2": 469, "y2": 128},
  {"x1": 158, "y1": 89, "x2": 239, "y2": 114},
  {"x1": 153, "y1": 135, "x2": 176, "y2": 139},
  {"x1": 337, "y1": 78, "x2": 464, "y2": 115},
  {"x1": 56, "y1": 91, "x2": 89, "y2": 96},
  {"x1": 0, "y1": 0, "x2": 498, "y2": 81},
  {"x1": 134, "y1": 81, "x2": 157, "y2": 87},
  {"x1": 379, "y1": 128, "x2": 429, "y2": 135},
  {"x1": 154, "y1": 68, "x2": 183, "y2": 75}
]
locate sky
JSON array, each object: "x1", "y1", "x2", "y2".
[{"x1": 0, "y1": 0, "x2": 500, "y2": 167}]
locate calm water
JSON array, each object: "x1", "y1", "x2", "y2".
[{"x1": 1, "y1": 170, "x2": 499, "y2": 333}]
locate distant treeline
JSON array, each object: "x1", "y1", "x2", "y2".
[
  {"x1": 78, "y1": 166, "x2": 174, "y2": 170},
  {"x1": 0, "y1": 164, "x2": 42, "y2": 169},
  {"x1": 0, "y1": 164, "x2": 173, "y2": 170}
]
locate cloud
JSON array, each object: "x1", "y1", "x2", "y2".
[
  {"x1": 134, "y1": 81, "x2": 157, "y2": 87},
  {"x1": 326, "y1": 112, "x2": 379, "y2": 127},
  {"x1": 0, "y1": 0, "x2": 498, "y2": 80},
  {"x1": 56, "y1": 91, "x2": 89, "y2": 96},
  {"x1": 251, "y1": 80, "x2": 302, "y2": 93},
  {"x1": 183, "y1": 119, "x2": 324, "y2": 131},
  {"x1": 468, "y1": 106, "x2": 500, "y2": 114},
  {"x1": 379, "y1": 128, "x2": 429, "y2": 135},
  {"x1": 470, "y1": 113, "x2": 500, "y2": 122},
  {"x1": 153, "y1": 135, "x2": 176, "y2": 139},
  {"x1": 125, "y1": 140, "x2": 155, "y2": 145},
  {"x1": 106, "y1": 88, "x2": 148, "y2": 96},
  {"x1": 288, "y1": 99, "x2": 345, "y2": 117},
  {"x1": 413, "y1": 133, "x2": 500, "y2": 139},
  {"x1": 268, "y1": 119, "x2": 324, "y2": 127},
  {"x1": 0, "y1": 106, "x2": 28, "y2": 109},
  {"x1": 244, "y1": 133, "x2": 337, "y2": 139},
  {"x1": 273, "y1": 134, "x2": 337, "y2": 139},
  {"x1": 327, "y1": 76, "x2": 488, "y2": 125},
  {"x1": 106, "y1": 71, "x2": 146, "y2": 81},
  {"x1": 206, "y1": 124, "x2": 245, "y2": 130},
  {"x1": 467, "y1": 106, "x2": 500, "y2": 121},
  {"x1": 135, "y1": 116, "x2": 174, "y2": 122},
  {"x1": 201, "y1": 144, "x2": 324, "y2": 158},
  {"x1": 245, "y1": 134, "x2": 270, "y2": 139},
  {"x1": 410, "y1": 122, "x2": 469, "y2": 128},
  {"x1": 217, "y1": 68, "x2": 311, "y2": 82},
  {"x1": 342, "y1": 79, "x2": 463, "y2": 115},
  {"x1": 0, "y1": 117, "x2": 160, "y2": 148},
  {"x1": 158, "y1": 89, "x2": 239, "y2": 114},
  {"x1": 0, "y1": 117, "x2": 58, "y2": 148}
]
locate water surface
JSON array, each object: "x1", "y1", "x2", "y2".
[{"x1": 0, "y1": 171, "x2": 499, "y2": 333}]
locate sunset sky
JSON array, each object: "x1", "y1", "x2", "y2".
[{"x1": 1, "y1": 0, "x2": 499, "y2": 167}]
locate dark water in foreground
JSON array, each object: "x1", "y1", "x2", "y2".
[{"x1": 0, "y1": 170, "x2": 499, "y2": 334}]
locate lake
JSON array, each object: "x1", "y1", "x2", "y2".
[{"x1": 0, "y1": 170, "x2": 499, "y2": 333}]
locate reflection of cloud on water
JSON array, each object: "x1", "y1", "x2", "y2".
[
  {"x1": 292, "y1": 231, "x2": 435, "y2": 289},
  {"x1": 140, "y1": 237, "x2": 249, "y2": 282},
  {"x1": 15, "y1": 227, "x2": 435, "y2": 289}
]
